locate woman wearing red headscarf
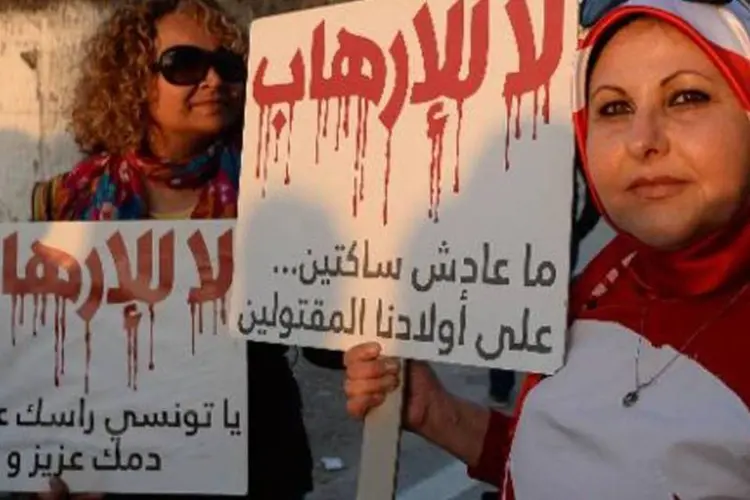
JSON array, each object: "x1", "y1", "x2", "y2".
[{"x1": 343, "y1": 0, "x2": 750, "y2": 498}]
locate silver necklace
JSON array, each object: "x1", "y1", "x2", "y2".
[{"x1": 622, "y1": 282, "x2": 750, "y2": 408}]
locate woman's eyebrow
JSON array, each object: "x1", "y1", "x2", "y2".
[
  {"x1": 589, "y1": 69, "x2": 714, "y2": 100},
  {"x1": 660, "y1": 69, "x2": 713, "y2": 87},
  {"x1": 590, "y1": 84, "x2": 626, "y2": 101}
]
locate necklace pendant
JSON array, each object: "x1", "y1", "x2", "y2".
[{"x1": 622, "y1": 390, "x2": 639, "y2": 408}]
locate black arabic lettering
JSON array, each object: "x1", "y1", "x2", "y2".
[
  {"x1": 375, "y1": 299, "x2": 394, "y2": 339},
  {"x1": 295, "y1": 241, "x2": 361, "y2": 286},
  {"x1": 475, "y1": 307, "x2": 553, "y2": 361},
  {"x1": 16, "y1": 398, "x2": 44, "y2": 427},
  {"x1": 6, "y1": 450, "x2": 21, "y2": 478},
  {"x1": 437, "y1": 290, "x2": 468, "y2": 355},
  {"x1": 146, "y1": 452, "x2": 162, "y2": 471},
  {"x1": 362, "y1": 240, "x2": 402, "y2": 280},
  {"x1": 523, "y1": 243, "x2": 557, "y2": 287},
  {"x1": 92, "y1": 437, "x2": 125, "y2": 471},
  {"x1": 410, "y1": 241, "x2": 456, "y2": 292},
  {"x1": 481, "y1": 242, "x2": 510, "y2": 286},
  {"x1": 239, "y1": 292, "x2": 366, "y2": 339},
  {"x1": 411, "y1": 241, "x2": 511, "y2": 292},
  {"x1": 104, "y1": 409, "x2": 135, "y2": 437},
  {"x1": 223, "y1": 398, "x2": 242, "y2": 437},
  {"x1": 460, "y1": 256, "x2": 478, "y2": 283},
  {"x1": 28, "y1": 445, "x2": 52, "y2": 478}
]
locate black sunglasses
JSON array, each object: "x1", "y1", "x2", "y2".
[
  {"x1": 152, "y1": 45, "x2": 247, "y2": 86},
  {"x1": 580, "y1": 0, "x2": 748, "y2": 28}
]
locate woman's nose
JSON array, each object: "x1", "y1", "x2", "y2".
[
  {"x1": 625, "y1": 108, "x2": 670, "y2": 161},
  {"x1": 201, "y1": 66, "x2": 223, "y2": 87}
]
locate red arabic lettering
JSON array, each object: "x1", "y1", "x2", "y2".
[
  {"x1": 106, "y1": 230, "x2": 175, "y2": 374},
  {"x1": 379, "y1": 32, "x2": 408, "y2": 225},
  {"x1": 187, "y1": 229, "x2": 233, "y2": 356},
  {"x1": 503, "y1": 0, "x2": 565, "y2": 169},
  {"x1": 411, "y1": 0, "x2": 489, "y2": 102},
  {"x1": 2, "y1": 228, "x2": 231, "y2": 394},
  {"x1": 426, "y1": 103, "x2": 448, "y2": 222},
  {"x1": 2, "y1": 233, "x2": 106, "y2": 393},
  {"x1": 123, "y1": 304, "x2": 142, "y2": 390},
  {"x1": 310, "y1": 23, "x2": 388, "y2": 102},
  {"x1": 249, "y1": 0, "x2": 557, "y2": 225},
  {"x1": 310, "y1": 22, "x2": 394, "y2": 218},
  {"x1": 106, "y1": 230, "x2": 176, "y2": 304},
  {"x1": 78, "y1": 249, "x2": 103, "y2": 394},
  {"x1": 30, "y1": 242, "x2": 83, "y2": 389},
  {"x1": 253, "y1": 51, "x2": 305, "y2": 196},
  {"x1": 412, "y1": 0, "x2": 489, "y2": 200},
  {"x1": 3, "y1": 234, "x2": 83, "y2": 386}
]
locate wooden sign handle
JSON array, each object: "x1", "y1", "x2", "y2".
[{"x1": 355, "y1": 360, "x2": 407, "y2": 500}]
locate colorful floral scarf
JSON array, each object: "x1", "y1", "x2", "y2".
[{"x1": 32, "y1": 141, "x2": 240, "y2": 222}]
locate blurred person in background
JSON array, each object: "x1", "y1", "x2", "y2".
[{"x1": 29, "y1": 0, "x2": 342, "y2": 498}]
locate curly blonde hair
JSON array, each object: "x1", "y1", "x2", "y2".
[{"x1": 70, "y1": 0, "x2": 249, "y2": 155}]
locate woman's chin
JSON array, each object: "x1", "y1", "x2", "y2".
[{"x1": 624, "y1": 223, "x2": 702, "y2": 251}]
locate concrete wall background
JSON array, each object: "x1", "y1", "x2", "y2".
[{"x1": 0, "y1": 0, "x2": 353, "y2": 222}]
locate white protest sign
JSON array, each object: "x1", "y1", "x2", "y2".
[
  {"x1": 231, "y1": 0, "x2": 577, "y2": 374},
  {"x1": 0, "y1": 220, "x2": 247, "y2": 494}
]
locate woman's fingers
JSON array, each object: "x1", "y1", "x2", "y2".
[
  {"x1": 343, "y1": 342, "x2": 381, "y2": 367},
  {"x1": 37, "y1": 477, "x2": 103, "y2": 500},
  {"x1": 344, "y1": 371, "x2": 400, "y2": 419},
  {"x1": 344, "y1": 373, "x2": 399, "y2": 398},
  {"x1": 346, "y1": 357, "x2": 400, "y2": 380},
  {"x1": 346, "y1": 393, "x2": 386, "y2": 419},
  {"x1": 37, "y1": 476, "x2": 68, "y2": 500},
  {"x1": 343, "y1": 342, "x2": 404, "y2": 419}
]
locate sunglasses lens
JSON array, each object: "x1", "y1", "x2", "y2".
[
  {"x1": 159, "y1": 46, "x2": 210, "y2": 85},
  {"x1": 213, "y1": 49, "x2": 247, "y2": 83}
]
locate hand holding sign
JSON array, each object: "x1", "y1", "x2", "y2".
[
  {"x1": 344, "y1": 342, "x2": 491, "y2": 468},
  {"x1": 344, "y1": 342, "x2": 439, "y2": 431}
]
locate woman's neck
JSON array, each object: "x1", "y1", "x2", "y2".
[
  {"x1": 147, "y1": 131, "x2": 213, "y2": 163},
  {"x1": 146, "y1": 181, "x2": 201, "y2": 214},
  {"x1": 141, "y1": 130, "x2": 208, "y2": 214}
]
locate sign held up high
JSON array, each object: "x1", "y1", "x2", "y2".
[{"x1": 230, "y1": 0, "x2": 578, "y2": 374}]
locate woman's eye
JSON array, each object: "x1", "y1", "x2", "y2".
[
  {"x1": 670, "y1": 89, "x2": 710, "y2": 106},
  {"x1": 597, "y1": 100, "x2": 631, "y2": 117}
]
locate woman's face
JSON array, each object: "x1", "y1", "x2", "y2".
[
  {"x1": 148, "y1": 11, "x2": 244, "y2": 149},
  {"x1": 586, "y1": 18, "x2": 750, "y2": 250}
]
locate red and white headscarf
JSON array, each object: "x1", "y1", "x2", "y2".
[{"x1": 570, "y1": 0, "x2": 750, "y2": 300}]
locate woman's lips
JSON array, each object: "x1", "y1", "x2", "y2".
[{"x1": 627, "y1": 176, "x2": 689, "y2": 200}]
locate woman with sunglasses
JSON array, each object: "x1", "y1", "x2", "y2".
[
  {"x1": 343, "y1": 0, "x2": 750, "y2": 498},
  {"x1": 29, "y1": 1, "x2": 341, "y2": 499}
]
